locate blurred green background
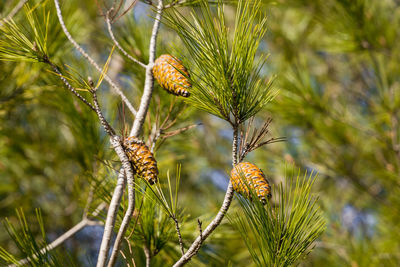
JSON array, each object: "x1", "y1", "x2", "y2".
[{"x1": 1, "y1": 0, "x2": 399, "y2": 266}]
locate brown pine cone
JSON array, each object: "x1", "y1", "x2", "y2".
[
  {"x1": 153, "y1": 54, "x2": 191, "y2": 97},
  {"x1": 123, "y1": 137, "x2": 158, "y2": 185},
  {"x1": 231, "y1": 162, "x2": 272, "y2": 204}
]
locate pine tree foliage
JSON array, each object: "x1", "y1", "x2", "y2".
[
  {"x1": 4, "y1": 0, "x2": 398, "y2": 266},
  {"x1": 262, "y1": 0, "x2": 400, "y2": 265},
  {"x1": 0, "y1": 0, "x2": 325, "y2": 265}
]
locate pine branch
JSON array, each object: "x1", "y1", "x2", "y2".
[
  {"x1": 130, "y1": 0, "x2": 163, "y2": 137},
  {"x1": 173, "y1": 126, "x2": 239, "y2": 266},
  {"x1": 161, "y1": 124, "x2": 200, "y2": 138},
  {"x1": 107, "y1": 136, "x2": 137, "y2": 267},
  {"x1": 96, "y1": 171, "x2": 126, "y2": 267},
  {"x1": 48, "y1": 61, "x2": 136, "y2": 265},
  {"x1": 143, "y1": 245, "x2": 151, "y2": 267},
  {"x1": 53, "y1": 0, "x2": 137, "y2": 117}
]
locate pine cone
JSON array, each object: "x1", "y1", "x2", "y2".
[
  {"x1": 231, "y1": 162, "x2": 272, "y2": 204},
  {"x1": 123, "y1": 137, "x2": 158, "y2": 185},
  {"x1": 153, "y1": 54, "x2": 191, "y2": 97}
]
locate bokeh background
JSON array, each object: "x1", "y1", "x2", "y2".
[{"x1": 1, "y1": 0, "x2": 399, "y2": 266}]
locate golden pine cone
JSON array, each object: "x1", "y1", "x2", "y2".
[
  {"x1": 153, "y1": 54, "x2": 191, "y2": 97},
  {"x1": 231, "y1": 162, "x2": 272, "y2": 204},
  {"x1": 123, "y1": 137, "x2": 158, "y2": 185}
]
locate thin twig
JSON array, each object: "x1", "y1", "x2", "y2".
[
  {"x1": 0, "y1": 0, "x2": 28, "y2": 26},
  {"x1": 150, "y1": 129, "x2": 161, "y2": 152},
  {"x1": 162, "y1": 124, "x2": 200, "y2": 138},
  {"x1": 124, "y1": 237, "x2": 137, "y2": 267},
  {"x1": 53, "y1": 0, "x2": 137, "y2": 117},
  {"x1": 130, "y1": 0, "x2": 164, "y2": 137},
  {"x1": 164, "y1": 0, "x2": 188, "y2": 9},
  {"x1": 159, "y1": 98, "x2": 177, "y2": 130},
  {"x1": 148, "y1": 100, "x2": 191, "y2": 151},
  {"x1": 172, "y1": 215, "x2": 185, "y2": 255},
  {"x1": 82, "y1": 183, "x2": 95, "y2": 220},
  {"x1": 9, "y1": 203, "x2": 106, "y2": 267},
  {"x1": 198, "y1": 219, "x2": 203, "y2": 240},
  {"x1": 107, "y1": 136, "x2": 136, "y2": 267},
  {"x1": 238, "y1": 118, "x2": 286, "y2": 162},
  {"x1": 126, "y1": 191, "x2": 147, "y2": 239},
  {"x1": 102, "y1": 0, "x2": 138, "y2": 23},
  {"x1": 106, "y1": 11, "x2": 147, "y2": 69},
  {"x1": 192, "y1": 219, "x2": 203, "y2": 256},
  {"x1": 90, "y1": 86, "x2": 116, "y2": 136},
  {"x1": 96, "y1": 170, "x2": 126, "y2": 267},
  {"x1": 119, "y1": 250, "x2": 129, "y2": 266},
  {"x1": 150, "y1": 123, "x2": 200, "y2": 152},
  {"x1": 172, "y1": 127, "x2": 239, "y2": 266},
  {"x1": 112, "y1": 0, "x2": 138, "y2": 22},
  {"x1": 106, "y1": 0, "x2": 123, "y2": 21}
]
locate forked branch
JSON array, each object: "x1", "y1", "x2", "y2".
[
  {"x1": 172, "y1": 127, "x2": 239, "y2": 266},
  {"x1": 97, "y1": 1, "x2": 164, "y2": 265}
]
